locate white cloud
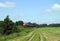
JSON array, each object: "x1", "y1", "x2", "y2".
[
  {"x1": 45, "y1": 3, "x2": 60, "y2": 12},
  {"x1": 52, "y1": 3, "x2": 60, "y2": 10},
  {"x1": 0, "y1": 1, "x2": 15, "y2": 8}
]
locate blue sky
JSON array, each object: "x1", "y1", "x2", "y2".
[{"x1": 0, "y1": 0, "x2": 60, "y2": 24}]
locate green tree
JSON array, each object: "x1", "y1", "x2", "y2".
[
  {"x1": 16, "y1": 21, "x2": 23, "y2": 26},
  {"x1": 0, "y1": 21, "x2": 4, "y2": 33},
  {"x1": 2, "y1": 16, "x2": 15, "y2": 35},
  {"x1": 28, "y1": 22, "x2": 32, "y2": 25},
  {"x1": 0, "y1": 21, "x2": 4, "y2": 27}
]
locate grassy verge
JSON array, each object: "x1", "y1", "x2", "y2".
[{"x1": 0, "y1": 26, "x2": 35, "y2": 41}]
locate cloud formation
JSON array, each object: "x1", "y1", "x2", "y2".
[
  {"x1": 0, "y1": 1, "x2": 15, "y2": 8},
  {"x1": 45, "y1": 3, "x2": 60, "y2": 12},
  {"x1": 52, "y1": 3, "x2": 60, "y2": 10}
]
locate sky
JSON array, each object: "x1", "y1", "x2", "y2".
[{"x1": 0, "y1": 0, "x2": 60, "y2": 24}]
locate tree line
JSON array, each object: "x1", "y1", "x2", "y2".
[
  {"x1": 0, "y1": 16, "x2": 60, "y2": 35},
  {"x1": 27, "y1": 22, "x2": 60, "y2": 27}
]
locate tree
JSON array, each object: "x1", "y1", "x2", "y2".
[
  {"x1": 28, "y1": 22, "x2": 32, "y2": 25},
  {"x1": 16, "y1": 21, "x2": 23, "y2": 26},
  {"x1": 0, "y1": 21, "x2": 4, "y2": 33},
  {"x1": 48, "y1": 24, "x2": 60, "y2": 27},
  {"x1": 2, "y1": 16, "x2": 15, "y2": 35},
  {"x1": 39, "y1": 24, "x2": 47, "y2": 27},
  {"x1": 32, "y1": 23, "x2": 38, "y2": 27},
  {"x1": 0, "y1": 21, "x2": 4, "y2": 27}
]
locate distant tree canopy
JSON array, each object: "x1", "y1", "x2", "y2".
[
  {"x1": 48, "y1": 24, "x2": 60, "y2": 27},
  {"x1": 26, "y1": 22, "x2": 60, "y2": 27},
  {"x1": 27, "y1": 22, "x2": 39, "y2": 27},
  {"x1": 28, "y1": 22, "x2": 32, "y2": 25},
  {"x1": 39, "y1": 24, "x2": 47, "y2": 27},
  {"x1": 16, "y1": 21, "x2": 23, "y2": 26}
]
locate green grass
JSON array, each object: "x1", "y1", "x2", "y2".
[
  {"x1": 0, "y1": 26, "x2": 34, "y2": 41},
  {"x1": 21, "y1": 31, "x2": 35, "y2": 41},
  {"x1": 31, "y1": 31, "x2": 40, "y2": 41},
  {"x1": 0, "y1": 27, "x2": 60, "y2": 41}
]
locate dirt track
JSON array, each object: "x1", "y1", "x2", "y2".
[{"x1": 9, "y1": 28, "x2": 60, "y2": 41}]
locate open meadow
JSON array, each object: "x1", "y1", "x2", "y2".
[{"x1": 0, "y1": 26, "x2": 60, "y2": 41}]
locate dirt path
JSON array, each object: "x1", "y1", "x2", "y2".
[
  {"x1": 42, "y1": 33, "x2": 58, "y2": 41},
  {"x1": 28, "y1": 33, "x2": 35, "y2": 41},
  {"x1": 40, "y1": 34, "x2": 43, "y2": 41},
  {"x1": 8, "y1": 31, "x2": 35, "y2": 41},
  {"x1": 8, "y1": 28, "x2": 59, "y2": 41}
]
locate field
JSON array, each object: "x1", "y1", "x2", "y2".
[{"x1": 0, "y1": 27, "x2": 60, "y2": 41}]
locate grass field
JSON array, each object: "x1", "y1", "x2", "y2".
[{"x1": 0, "y1": 27, "x2": 60, "y2": 41}]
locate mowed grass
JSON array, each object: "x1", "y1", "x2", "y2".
[
  {"x1": 31, "y1": 31, "x2": 40, "y2": 41},
  {"x1": 0, "y1": 26, "x2": 35, "y2": 41},
  {"x1": 0, "y1": 27, "x2": 60, "y2": 41},
  {"x1": 39, "y1": 27, "x2": 60, "y2": 41}
]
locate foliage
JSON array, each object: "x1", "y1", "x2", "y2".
[
  {"x1": 16, "y1": 21, "x2": 23, "y2": 26},
  {"x1": 2, "y1": 16, "x2": 14, "y2": 35}
]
